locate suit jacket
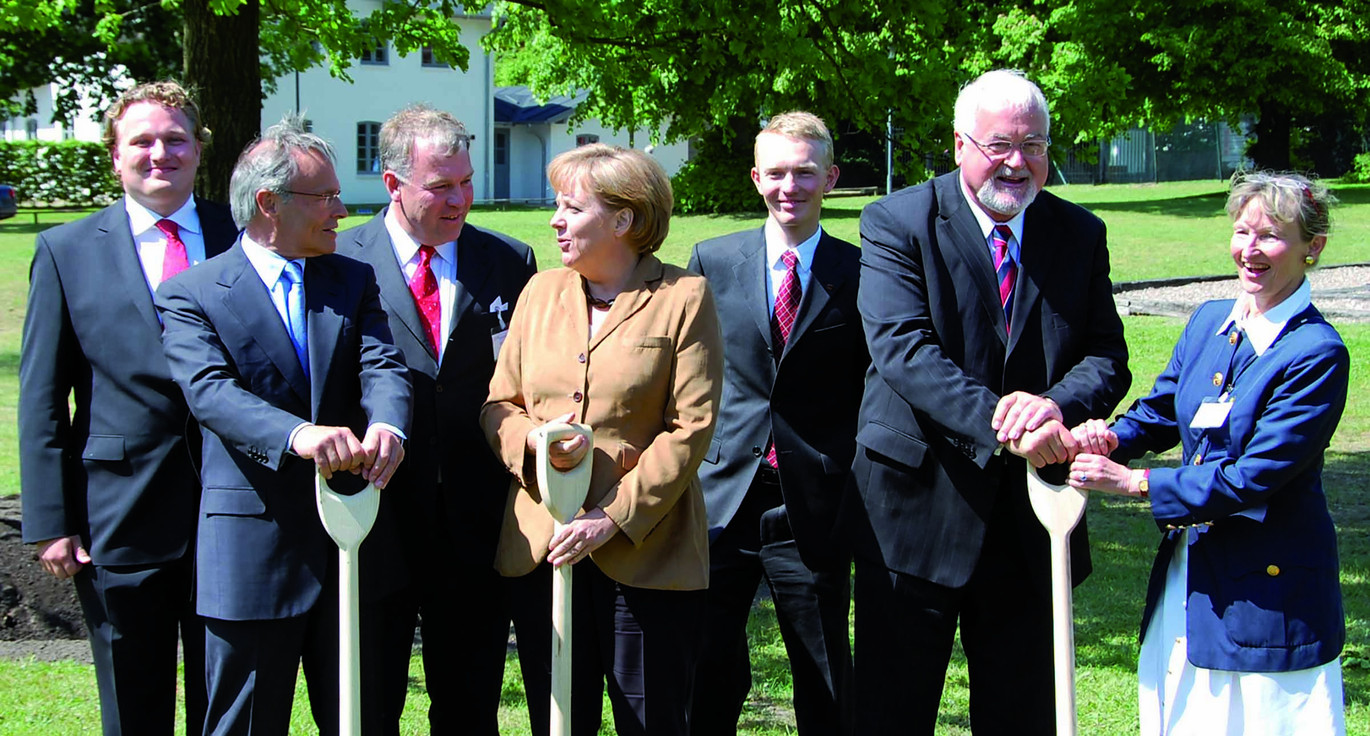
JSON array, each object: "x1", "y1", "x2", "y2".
[
  {"x1": 1111, "y1": 299, "x2": 1347, "y2": 672},
  {"x1": 480, "y1": 256, "x2": 724, "y2": 590},
  {"x1": 337, "y1": 212, "x2": 536, "y2": 568},
  {"x1": 687, "y1": 228, "x2": 868, "y2": 568},
  {"x1": 155, "y1": 242, "x2": 411, "y2": 621},
  {"x1": 19, "y1": 197, "x2": 238, "y2": 564},
  {"x1": 849, "y1": 170, "x2": 1130, "y2": 587}
]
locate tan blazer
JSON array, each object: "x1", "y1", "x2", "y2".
[{"x1": 481, "y1": 255, "x2": 724, "y2": 590}]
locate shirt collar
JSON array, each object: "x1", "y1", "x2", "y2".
[
  {"x1": 1215, "y1": 278, "x2": 1311, "y2": 356},
  {"x1": 958, "y1": 172, "x2": 1025, "y2": 262},
  {"x1": 764, "y1": 223, "x2": 823, "y2": 273},
  {"x1": 125, "y1": 196, "x2": 202, "y2": 237},
  {"x1": 384, "y1": 206, "x2": 455, "y2": 265},
  {"x1": 240, "y1": 233, "x2": 304, "y2": 286}
]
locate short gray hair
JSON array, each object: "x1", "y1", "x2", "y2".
[
  {"x1": 953, "y1": 69, "x2": 1050, "y2": 137},
  {"x1": 1227, "y1": 171, "x2": 1336, "y2": 244},
  {"x1": 379, "y1": 104, "x2": 469, "y2": 181},
  {"x1": 229, "y1": 113, "x2": 337, "y2": 228}
]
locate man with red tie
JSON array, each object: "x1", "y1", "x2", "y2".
[
  {"x1": 687, "y1": 111, "x2": 867, "y2": 735},
  {"x1": 337, "y1": 104, "x2": 536, "y2": 735},
  {"x1": 19, "y1": 80, "x2": 238, "y2": 735}
]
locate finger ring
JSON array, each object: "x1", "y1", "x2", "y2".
[{"x1": 1081, "y1": 473, "x2": 1088, "y2": 482}]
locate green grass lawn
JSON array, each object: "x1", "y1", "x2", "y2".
[{"x1": 1, "y1": 179, "x2": 1367, "y2": 734}]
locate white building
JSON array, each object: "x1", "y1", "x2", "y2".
[
  {"x1": 3, "y1": 82, "x2": 107, "y2": 142},
  {"x1": 261, "y1": 3, "x2": 688, "y2": 206}
]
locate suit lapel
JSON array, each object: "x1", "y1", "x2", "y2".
[
  {"x1": 101, "y1": 201, "x2": 164, "y2": 334},
  {"x1": 588, "y1": 255, "x2": 662, "y2": 351},
  {"x1": 356, "y1": 213, "x2": 437, "y2": 366},
  {"x1": 731, "y1": 229, "x2": 774, "y2": 352},
  {"x1": 452, "y1": 225, "x2": 495, "y2": 341},
  {"x1": 785, "y1": 231, "x2": 842, "y2": 352},
  {"x1": 937, "y1": 175, "x2": 1009, "y2": 343},
  {"x1": 304, "y1": 257, "x2": 344, "y2": 418},
  {"x1": 1011, "y1": 201, "x2": 1047, "y2": 353},
  {"x1": 220, "y1": 246, "x2": 311, "y2": 405}
]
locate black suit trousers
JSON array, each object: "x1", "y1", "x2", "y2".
[
  {"x1": 74, "y1": 555, "x2": 203, "y2": 736},
  {"x1": 692, "y1": 466, "x2": 853, "y2": 736},
  {"x1": 852, "y1": 483, "x2": 1059, "y2": 736},
  {"x1": 509, "y1": 560, "x2": 706, "y2": 736}
]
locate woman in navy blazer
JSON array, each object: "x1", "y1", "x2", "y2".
[{"x1": 1069, "y1": 172, "x2": 1348, "y2": 735}]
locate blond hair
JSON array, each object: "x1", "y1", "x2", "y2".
[{"x1": 547, "y1": 144, "x2": 673, "y2": 254}]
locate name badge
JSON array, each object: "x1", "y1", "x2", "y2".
[
  {"x1": 491, "y1": 328, "x2": 509, "y2": 360},
  {"x1": 1190, "y1": 397, "x2": 1232, "y2": 429}
]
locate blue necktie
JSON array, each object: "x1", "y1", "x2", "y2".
[
  {"x1": 280, "y1": 261, "x2": 309, "y2": 378},
  {"x1": 992, "y1": 226, "x2": 1017, "y2": 334}
]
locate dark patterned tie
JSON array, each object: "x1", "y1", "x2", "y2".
[
  {"x1": 992, "y1": 226, "x2": 1017, "y2": 334},
  {"x1": 156, "y1": 218, "x2": 189, "y2": 283},
  {"x1": 767, "y1": 250, "x2": 801, "y2": 468},
  {"x1": 409, "y1": 245, "x2": 442, "y2": 354}
]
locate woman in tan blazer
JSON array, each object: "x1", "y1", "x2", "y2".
[{"x1": 481, "y1": 144, "x2": 723, "y2": 736}]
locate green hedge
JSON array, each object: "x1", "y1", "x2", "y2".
[
  {"x1": 0, "y1": 140, "x2": 121, "y2": 206},
  {"x1": 1347, "y1": 152, "x2": 1370, "y2": 184},
  {"x1": 671, "y1": 119, "x2": 767, "y2": 215}
]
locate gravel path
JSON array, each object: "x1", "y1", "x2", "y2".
[{"x1": 1116, "y1": 263, "x2": 1370, "y2": 323}]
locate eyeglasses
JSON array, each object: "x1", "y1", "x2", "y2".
[
  {"x1": 961, "y1": 133, "x2": 1051, "y2": 160},
  {"x1": 284, "y1": 190, "x2": 344, "y2": 205}
]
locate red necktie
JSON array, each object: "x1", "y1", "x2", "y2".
[
  {"x1": 409, "y1": 245, "x2": 442, "y2": 354},
  {"x1": 767, "y1": 250, "x2": 802, "y2": 468},
  {"x1": 992, "y1": 226, "x2": 1017, "y2": 334},
  {"x1": 157, "y1": 219, "x2": 189, "y2": 283}
]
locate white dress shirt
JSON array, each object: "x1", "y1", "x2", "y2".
[
  {"x1": 384, "y1": 207, "x2": 458, "y2": 363},
  {"x1": 763, "y1": 222, "x2": 823, "y2": 316}
]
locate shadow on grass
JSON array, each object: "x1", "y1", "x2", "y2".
[
  {"x1": 1324, "y1": 450, "x2": 1370, "y2": 715},
  {"x1": 1079, "y1": 192, "x2": 1228, "y2": 219},
  {"x1": 0, "y1": 222, "x2": 52, "y2": 236}
]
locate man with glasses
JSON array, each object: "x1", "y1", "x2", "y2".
[
  {"x1": 338, "y1": 104, "x2": 535, "y2": 735},
  {"x1": 156, "y1": 115, "x2": 411, "y2": 735},
  {"x1": 845, "y1": 69, "x2": 1130, "y2": 733}
]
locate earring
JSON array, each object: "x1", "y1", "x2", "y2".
[{"x1": 1305, "y1": 255, "x2": 1316, "y2": 266}]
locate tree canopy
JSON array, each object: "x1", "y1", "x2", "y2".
[
  {"x1": 2, "y1": 0, "x2": 474, "y2": 199},
  {"x1": 487, "y1": 0, "x2": 1370, "y2": 176}
]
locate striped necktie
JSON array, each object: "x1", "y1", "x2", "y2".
[{"x1": 992, "y1": 225, "x2": 1017, "y2": 334}]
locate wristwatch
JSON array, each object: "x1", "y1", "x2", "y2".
[{"x1": 1136, "y1": 468, "x2": 1150, "y2": 498}]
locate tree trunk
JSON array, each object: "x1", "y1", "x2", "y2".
[
  {"x1": 183, "y1": 0, "x2": 261, "y2": 204},
  {"x1": 1248, "y1": 99, "x2": 1291, "y2": 171}
]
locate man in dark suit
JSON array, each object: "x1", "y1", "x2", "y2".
[
  {"x1": 846, "y1": 69, "x2": 1131, "y2": 734},
  {"x1": 337, "y1": 104, "x2": 536, "y2": 735},
  {"x1": 19, "y1": 80, "x2": 237, "y2": 736},
  {"x1": 155, "y1": 116, "x2": 411, "y2": 736},
  {"x1": 687, "y1": 112, "x2": 866, "y2": 735}
]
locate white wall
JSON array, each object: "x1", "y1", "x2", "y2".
[
  {"x1": 550, "y1": 120, "x2": 690, "y2": 180},
  {"x1": 261, "y1": 10, "x2": 494, "y2": 206},
  {"x1": 503, "y1": 120, "x2": 691, "y2": 202},
  {"x1": 4, "y1": 84, "x2": 105, "y2": 142}
]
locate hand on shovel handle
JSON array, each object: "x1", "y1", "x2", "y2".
[
  {"x1": 360, "y1": 425, "x2": 405, "y2": 488},
  {"x1": 547, "y1": 509, "x2": 619, "y2": 567},
  {"x1": 292, "y1": 424, "x2": 365, "y2": 479}
]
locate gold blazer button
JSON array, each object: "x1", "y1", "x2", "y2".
[
  {"x1": 1266, "y1": 565, "x2": 1280, "y2": 576},
  {"x1": 1212, "y1": 372, "x2": 1223, "y2": 386}
]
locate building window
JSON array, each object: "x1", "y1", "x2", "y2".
[
  {"x1": 62, "y1": 119, "x2": 75, "y2": 140},
  {"x1": 575, "y1": 134, "x2": 600, "y2": 147},
  {"x1": 302, "y1": 119, "x2": 313, "y2": 133},
  {"x1": 420, "y1": 46, "x2": 448, "y2": 68},
  {"x1": 360, "y1": 44, "x2": 388, "y2": 65},
  {"x1": 357, "y1": 122, "x2": 381, "y2": 173},
  {"x1": 25, "y1": 118, "x2": 38, "y2": 139}
]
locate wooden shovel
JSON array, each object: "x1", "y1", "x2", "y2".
[
  {"x1": 533, "y1": 421, "x2": 595, "y2": 736},
  {"x1": 315, "y1": 472, "x2": 380, "y2": 736},
  {"x1": 1026, "y1": 465, "x2": 1088, "y2": 736}
]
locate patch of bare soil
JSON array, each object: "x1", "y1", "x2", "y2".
[{"x1": 0, "y1": 495, "x2": 88, "y2": 644}]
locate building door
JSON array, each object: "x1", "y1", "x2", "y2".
[{"x1": 494, "y1": 128, "x2": 510, "y2": 200}]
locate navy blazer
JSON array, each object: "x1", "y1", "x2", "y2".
[
  {"x1": 337, "y1": 213, "x2": 536, "y2": 568},
  {"x1": 19, "y1": 198, "x2": 237, "y2": 564},
  {"x1": 1111, "y1": 299, "x2": 1348, "y2": 672},
  {"x1": 688, "y1": 228, "x2": 868, "y2": 568},
  {"x1": 156, "y1": 242, "x2": 411, "y2": 621},
  {"x1": 848, "y1": 171, "x2": 1131, "y2": 587}
]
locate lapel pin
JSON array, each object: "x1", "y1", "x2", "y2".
[{"x1": 1212, "y1": 372, "x2": 1222, "y2": 387}]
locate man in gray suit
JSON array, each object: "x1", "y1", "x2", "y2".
[
  {"x1": 19, "y1": 80, "x2": 237, "y2": 736},
  {"x1": 687, "y1": 112, "x2": 866, "y2": 735},
  {"x1": 337, "y1": 104, "x2": 536, "y2": 735},
  {"x1": 156, "y1": 116, "x2": 411, "y2": 736}
]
